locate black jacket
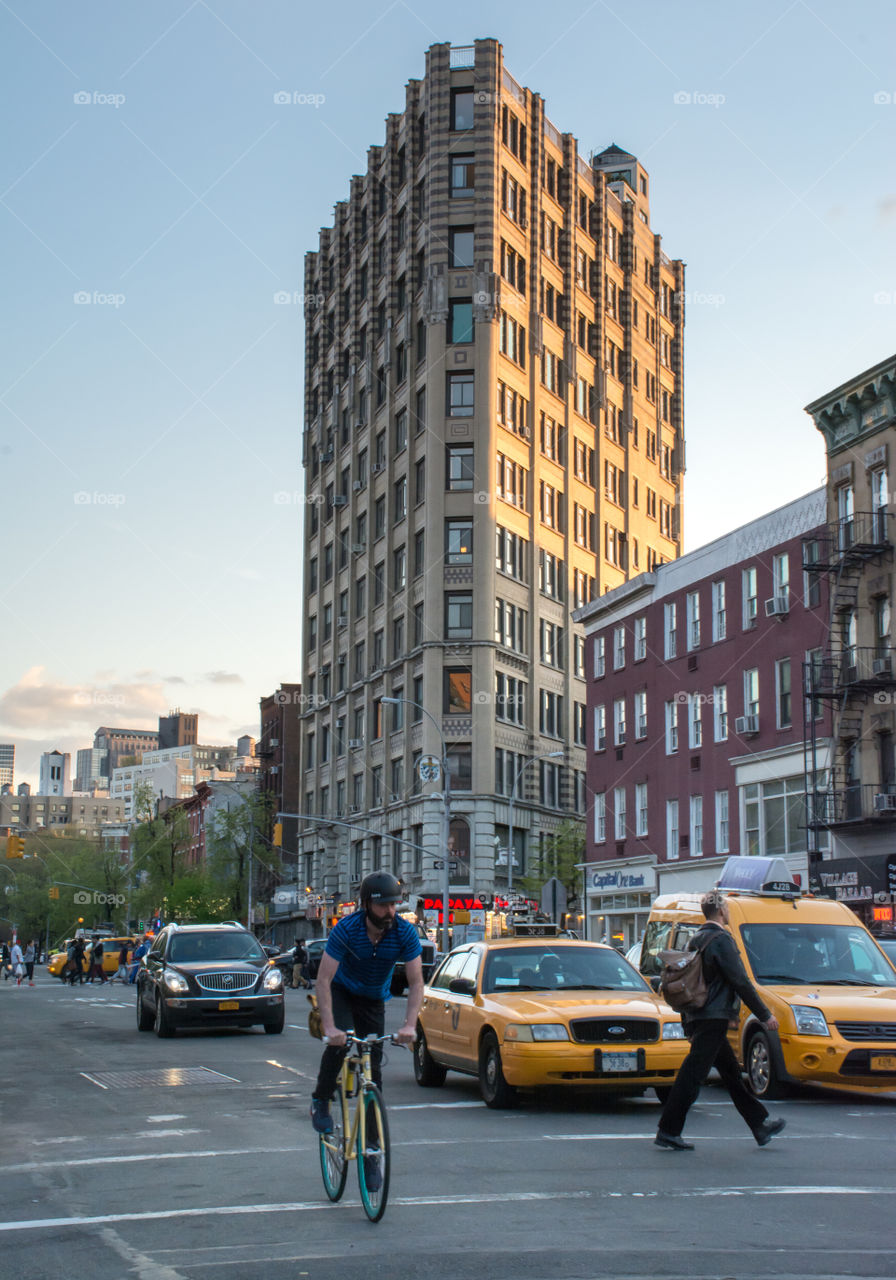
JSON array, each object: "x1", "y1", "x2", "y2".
[{"x1": 685, "y1": 921, "x2": 772, "y2": 1026}]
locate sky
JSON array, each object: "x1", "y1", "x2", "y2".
[{"x1": 2, "y1": 0, "x2": 894, "y2": 790}]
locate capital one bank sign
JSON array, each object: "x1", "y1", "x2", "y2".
[{"x1": 590, "y1": 867, "x2": 655, "y2": 893}]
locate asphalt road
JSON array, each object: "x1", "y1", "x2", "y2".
[{"x1": 2, "y1": 971, "x2": 895, "y2": 1280}]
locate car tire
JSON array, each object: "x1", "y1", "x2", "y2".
[
  {"x1": 654, "y1": 1086, "x2": 673, "y2": 1104},
  {"x1": 264, "y1": 1008, "x2": 285, "y2": 1034},
  {"x1": 746, "y1": 1029, "x2": 785, "y2": 1099},
  {"x1": 154, "y1": 994, "x2": 175, "y2": 1039},
  {"x1": 479, "y1": 1031, "x2": 518, "y2": 1109},
  {"x1": 136, "y1": 990, "x2": 154, "y2": 1032},
  {"x1": 413, "y1": 1028, "x2": 447, "y2": 1087}
]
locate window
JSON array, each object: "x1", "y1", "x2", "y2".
[
  {"x1": 744, "y1": 668, "x2": 759, "y2": 717},
  {"x1": 614, "y1": 787, "x2": 627, "y2": 841},
  {"x1": 540, "y1": 689, "x2": 563, "y2": 737},
  {"x1": 574, "y1": 634, "x2": 585, "y2": 677},
  {"x1": 496, "y1": 526, "x2": 528, "y2": 581},
  {"x1": 803, "y1": 538, "x2": 822, "y2": 608},
  {"x1": 613, "y1": 625, "x2": 626, "y2": 670},
  {"x1": 446, "y1": 443, "x2": 474, "y2": 490},
  {"x1": 664, "y1": 602, "x2": 677, "y2": 659},
  {"x1": 496, "y1": 672, "x2": 526, "y2": 724},
  {"x1": 665, "y1": 800, "x2": 679, "y2": 861},
  {"x1": 713, "y1": 685, "x2": 728, "y2": 741},
  {"x1": 744, "y1": 776, "x2": 808, "y2": 857},
  {"x1": 495, "y1": 599, "x2": 528, "y2": 653},
  {"x1": 497, "y1": 381, "x2": 529, "y2": 436},
  {"x1": 496, "y1": 453, "x2": 528, "y2": 509},
  {"x1": 594, "y1": 635, "x2": 605, "y2": 678},
  {"x1": 634, "y1": 690, "x2": 647, "y2": 739},
  {"x1": 393, "y1": 476, "x2": 407, "y2": 522},
  {"x1": 449, "y1": 299, "x2": 473, "y2": 344},
  {"x1": 446, "y1": 746, "x2": 472, "y2": 792},
  {"x1": 445, "y1": 518, "x2": 473, "y2": 565},
  {"x1": 447, "y1": 372, "x2": 474, "y2": 417},
  {"x1": 773, "y1": 552, "x2": 790, "y2": 601},
  {"x1": 500, "y1": 311, "x2": 526, "y2": 367},
  {"x1": 540, "y1": 620, "x2": 564, "y2": 668},
  {"x1": 715, "y1": 790, "x2": 729, "y2": 854},
  {"x1": 450, "y1": 154, "x2": 475, "y2": 197},
  {"x1": 445, "y1": 592, "x2": 473, "y2": 639},
  {"x1": 613, "y1": 697, "x2": 626, "y2": 746},
  {"x1": 635, "y1": 782, "x2": 648, "y2": 837},
  {"x1": 444, "y1": 668, "x2": 472, "y2": 714},
  {"x1": 742, "y1": 567, "x2": 758, "y2": 628},
  {"x1": 686, "y1": 591, "x2": 700, "y2": 650},
  {"x1": 665, "y1": 700, "x2": 679, "y2": 754},
  {"x1": 633, "y1": 616, "x2": 647, "y2": 662},
  {"x1": 414, "y1": 457, "x2": 425, "y2": 505},
  {"x1": 593, "y1": 705, "x2": 606, "y2": 752},
  {"x1": 573, "y1": 700, "x2": 586, "y2": 746},
  {"x1": 712, "y1": 580, "x2": 726, "y2": 642},
  {"x1": 450, "y1": 227, "x2": 474, "y2": 268},
  {"x1": 688, "y1": 694, "x2": 702, "y2": 749},
  {"x1": 594, "y1": 792, "x2": 606, "y2": 844},
  {"x1": 690, "y1": 796, "x2": 703, "y2": 856},
  {"x1": 451, "y1": 89, "x2": 474, "y2": 130},
  {"x1": 776, "y1": 657, "x2": 792, "y2": 729}
]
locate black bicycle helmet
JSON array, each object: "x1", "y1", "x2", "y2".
[{"x1": 359, "y1": 871, "x2": 403, "y2": 905}]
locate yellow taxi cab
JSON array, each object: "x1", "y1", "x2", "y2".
[
  {"x1": 47, "y1": 936, "x2": 134, "y2": 980},
  {"x1": 413, "y1": 930, "x2": 688, "y2": 1107},
  {"x1": 640, "y1": 856, "x2": 896, "y2": 1100}
]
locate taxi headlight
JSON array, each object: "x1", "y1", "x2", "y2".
[
  {"x1": 662, "y1": 1022, "x2": 686, "y2": 1040},
  {"x1": 791, "y1": 1004, "x2": 830, "y2": 1036},
  {"x1": 505, "y1": 1023, "x2": 569, "y2": 1042},
  {"x1": 163, "y1": 968, "x2": 189, "y2": 994},
  {"x1": 263, "y1": 966, "x2": 283, "y2": 991}
]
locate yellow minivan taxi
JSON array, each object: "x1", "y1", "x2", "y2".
[
  {"x1": 640, "y1": 856, "x2": 896, "y2": 1099},
  {"x1": 48, "y1": 937, "x2": 134, "y2": 980}
]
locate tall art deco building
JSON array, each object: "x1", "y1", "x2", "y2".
[{"x1": 297, "y1": 39, "x2": 685, "y2": 916}]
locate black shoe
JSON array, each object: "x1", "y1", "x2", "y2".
[
  {"x1": 363, "y1": 1151, "x2": 383, "y2": 1191},
  {"x1": 753, "y1": 1117, "x2": 786, "y2": 1147},
  {"x1": 654, "y1": 1130, "x2": 694, "y2": 1151}
]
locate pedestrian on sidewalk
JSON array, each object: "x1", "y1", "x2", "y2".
[
  {"x1": 23, "y1": 939, "x2": 36, "y2": 985},
  {"x1": 68, "y1": 937, "x2": 86, "y2": 985},
  {"x1": 655, "y1": 891, "x2": 786, "y2": 1152},
  {"x1": 1, "y1": 940, "x2": 10, "y2": 981},
  {"x1": 10, "y1": 940, "x2": 24, "y2": 986}
]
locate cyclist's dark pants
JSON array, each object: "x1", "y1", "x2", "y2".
[{"x1": 313, "y1": 983, "x2": 385, "y2": 1101}]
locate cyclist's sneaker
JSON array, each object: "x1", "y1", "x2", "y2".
[
  {"x1": 363, "y1": 1151, "x2": 382, "y2": 1192},
  {"x1": 309, "y1": 1096, "x2": 333, "y2": 1134}
]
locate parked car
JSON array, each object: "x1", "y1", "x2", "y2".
[
  {"x1": 136, "y1": 922, "x2": 284, "y2": 1037},
  {"x1": 413, "y1": 937, "x2": 687, "y2": 1107}
]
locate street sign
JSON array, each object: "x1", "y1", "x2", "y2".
[
  {"x1": 433, "y1": 860, "x2": 459, "y2": 871},
  {"x1": 887, "y1": 857, "x2": 896, "y2": 894},
  {"x1": 418, "y1": 754, "x2": 441, "y2": 783}
]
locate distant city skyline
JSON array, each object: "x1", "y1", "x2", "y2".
[{"x1": 3, "y1": 1, "x2": 894, "y2": 789}]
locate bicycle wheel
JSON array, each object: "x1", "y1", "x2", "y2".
[
  {"x1": 357, "y1": 1084, "x2": 390, "y2": 1222},
  {"x1": 318, "y1": 1096, "x2": 348, "y2": 1201}
]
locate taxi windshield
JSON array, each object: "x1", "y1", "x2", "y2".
[
  {"x1": 169, "y1": 932, "x2": 265, "y2": 964},
  {"x1": 482, "y1": 946, "x2": 651, "y2": 995},
  {"x1": 740, "y1": 923, "x2": 896, "y2": 986}
]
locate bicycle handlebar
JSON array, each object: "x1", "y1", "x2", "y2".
[{"x1": 321, "y1": 1031, "x2": 404, "y2": 1048}]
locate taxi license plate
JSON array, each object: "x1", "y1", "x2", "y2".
[
  {"x1": 870, "y1": 1054, "x2": 896, "y2": 1071},
  {"x1": 218, "y1": 1000, "x2": 240, "y2": 1011},
  {"x1": 599, "y1": 1051, "x2": 638, "y2": 1073}
]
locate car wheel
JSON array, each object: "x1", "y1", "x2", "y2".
[
  {"x1": 136, "y1": 990, "x2": 154, "y2": 1032},
  {"x1": 413, "y1": 1028, "x2": 447, "y2": 1087},
  {"x1": 746, "y1": 1029, "x2": 785, "y2": 1099},
  {"x1": 479, "y1": 1031, "x2": 518, "y2": 1109},
  {"x1": 654, "y1": 1086, "x2": 672, "y2": 1104},
  {"x1": 264, "y1": 1008, "x2": 285, "y2": 1034},
  {"x1": 154, "y1": 993, "x2": 175, "y2": 1038}
]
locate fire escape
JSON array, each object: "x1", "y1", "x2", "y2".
[{"x1": 803, "y1": 510, "x2": 895, "y2": 856}]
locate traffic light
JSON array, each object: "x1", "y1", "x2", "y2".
[
  {"x1": 272, "y1": 822, "x2": 283, "y2": 848},
  {"x1": 5, "y1": 834, "x2": 25, "y2": 859}
]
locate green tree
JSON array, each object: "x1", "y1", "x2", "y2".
[
  {"x1": 518, "y1": 818, "x2": 585, "y2": 925},
  {"x1": 206, "y1": 791, "x2": 278, "y2": 925}
]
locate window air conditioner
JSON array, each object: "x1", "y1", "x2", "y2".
[
  {"x1": 764, "y1": 595, "x2": 790, "y2": 618},
  {"x1": 734, "y1": 714, "x2": 760, "y2": 735},
  {"x1": 352, "y1": 480, "x2": 363, "y2": 492},
  {"x1": 372, "y1": 462, "x2": 386, "y2": 474},
  {"x1": 389, "y1": 793, "x2": 401, "y2": 803},
  {"x1": 873, "y1": 657, "x2": 893, "y2": 676},
  {"x1": 333, "y1": 495, "x2": 348, "y2": 506},
  {"x1": 349, "y1": 804, "x2": 360, "y2": 813},
  {"x1": 351, "y1": 542, "x2": 366, "y2": 553},
  {"x1": 269, "y1": 738, "x2": 279, "y2": 747},
  {"x1": 874, "y1": 793, "x2": 896, "y2": 812},
  {"x1": 337, "y1": 615, "x2": 348, "y2": 628},
  {"x1": 320, "y1": 451, "x2": 334, "y2": 463},
  {"x1": 348, "y1": 739, "x2": 363, "y2": 749}
]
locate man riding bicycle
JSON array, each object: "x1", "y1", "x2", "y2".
[{"x1": 310, "y1": 872, "x2": 424, "y2": 1138}]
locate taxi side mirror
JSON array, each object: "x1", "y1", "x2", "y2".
[{"x1": 448, "y1": 977, "x2": 476, "y2": 996}]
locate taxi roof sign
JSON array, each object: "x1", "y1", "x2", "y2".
[{"x1": 716, "y1": 856, "x2": 799, "y2": 897}]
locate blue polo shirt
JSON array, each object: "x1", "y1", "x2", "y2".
[{"x1": 325, "y1": 913, "x2": 422, "y2": 1000}]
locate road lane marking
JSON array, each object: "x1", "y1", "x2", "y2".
[
  {"x1": 3, "y1": 1186, "x2": 896, "y2": 1232},
  {"x1": 100, "y1": 1227, "x2": 187, "y2": 1280}
]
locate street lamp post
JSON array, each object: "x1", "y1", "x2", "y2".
[
  {"x1": 506, "y1": 751, "x2": 564, "y2": 899},
  {"x1": 382, "y1": 696, "x2": 452, "y2": 953}
]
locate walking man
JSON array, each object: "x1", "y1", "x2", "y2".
[
  {"x1": 291, "y1": 938, "x2": 309, "y2": 989},
  {"x1": 111, "y1": 940, "x2": 130, "y2": 984},
  {"x1": 86, "y1": 936, "x2": 107, "y2": 984},
  {"x1": 23, "y1": 939, "x2": 36, "y2": 985},
  {"x1": 10, "y1": 939, "x2": 24, "y2": 985},
  {"x1": 655, "y1": 891, "x2": 786, "y2": 1151}
]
